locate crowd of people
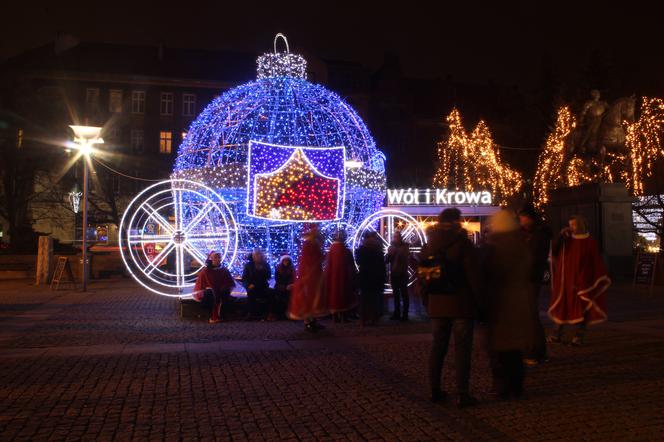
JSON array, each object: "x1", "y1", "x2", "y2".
[
  {"x1": 191, "y1": 226, "x2": 390, "y2": 330},
  {"x1": 191, "y1": 204, "x2": 611, "y2": 408},
  {"x1": 422, "y1": 206, "x2": 610, "y2": 407}
]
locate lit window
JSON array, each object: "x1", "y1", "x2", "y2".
[
  {"x1": 16, "y1": 128, "x2": 23, "y2": 148},
  {"x1": 131, "y1": 91, "x2": 145, "y2": 114},
  {"x1": 109, "y1": 90, "x2": 123, "y2": 113},
  {"x1": 86, "y1": 88, "x2": 100, "y2": 108},
  {"x1": 159, "y1": 131, "x2": 172, "y2": 154},
  {"x1": 182, "y1": 93, "x2": 196, "y2": 116},
  {"x1": 130, "y1": 129, "x2": 144, "y2": 152},
  {"x1": 160, "y1": 92, "x2": 173, "y2": 116}
]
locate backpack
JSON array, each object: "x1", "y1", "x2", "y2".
[{"x1": 417, "y1": 238, "x2": 465, "y2": 295}]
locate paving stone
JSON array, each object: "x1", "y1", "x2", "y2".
[{"x1": 1, "y1": 280, "x2": 664, "y2": 440}]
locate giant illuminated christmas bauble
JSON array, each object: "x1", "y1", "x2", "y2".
[{"x1": 173, "y1": 35, "x2": 386, "y2": 267}]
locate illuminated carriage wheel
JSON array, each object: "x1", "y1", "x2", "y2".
[
  {"x1": 352, "y1": 209, "x2": 427, "y2": 288},
  {"x1": 322, "y1": 221, "x2": 357, "y2": 251},
  {"x1": 119, "y1": 179, "x2": 238, "y2": 297}
]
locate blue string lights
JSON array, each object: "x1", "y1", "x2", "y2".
[{"x1": 172, "y1": 34, "x2": 386, "y2": 268}]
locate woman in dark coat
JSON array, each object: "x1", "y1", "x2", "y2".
[
  {"x1": 355, "y1": 232, "x2": 386, "y2": 326},
  {"x1": 483, "y1": 210, "x2": 536, "y2": 399}
]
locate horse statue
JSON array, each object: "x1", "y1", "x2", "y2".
[
  {"x1": 566, "y1": 92, "x2": 636, "y2": 158},
  {"x1": 599, "y1": 94, "x2": 636, "y2": 153}
]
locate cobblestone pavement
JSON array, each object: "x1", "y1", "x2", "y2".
[{"x1": 1, "y1": 278, "x2": 664, "y2": 440}]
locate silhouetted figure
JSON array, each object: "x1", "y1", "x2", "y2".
[
  {"x1": 519, "y1": 204, "x2": 552, "y2": 365},
  {"x1": 356, "y1": 231, "x2": 386, "y2": 326},
  {"x1": 242, "y1": 249, "x2": 272, "y2": 320},
  {"x1": 272, "y1": 255, "x2": 295, "y2": 320},
  {"x1": 420, "y1": 208, "x2": 481, "y2": 408},
  {"x1": 484, "y1": 210, "x2": 536, "y2": 399},
  {"x1": 387, "y1": 231, "x2": 411, "y2": 321}
]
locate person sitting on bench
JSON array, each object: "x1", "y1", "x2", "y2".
[
  {"x1": 192, "y1": 251, "x2": 235, "y2": 323},
  {"x1": 242, "y1": 249, "x2": 272, "y2": 320}
]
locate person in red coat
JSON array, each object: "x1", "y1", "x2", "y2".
[
  {"x1": 548, "y1": 215, "x2": 610, "y2": 346},
  {"x1": 324, "y1": 231, "x2": 357, "y2": 322},
  {"x1": 192, "y1": 251, "x2": 236, "y2": 323},
  {"x1": 289, "y1": 224, "x2": 328, "y2": 332}
]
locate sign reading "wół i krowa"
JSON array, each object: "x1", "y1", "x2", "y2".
[{"x1": 387, "y1": 189, "x2": 493, "y2": 206}]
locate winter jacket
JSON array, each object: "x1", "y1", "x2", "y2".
[
  {"x1": 242, "y1": 261, "x2": 271, "y2": 291},
  {"x1": 521, "y1": 222, "x2": 552, "y2": 284},
  {"x1": 419, "y1": 224, "x2": 481, "y2": 318},
  {"x1": 356, "y1": 239, "x2": 386, "y2": 293},
  {"x1": 386, "y1": 241, "x2": 410, "y2": 277},
  {"x1": 482, "y1": 231, "x2": 536, "y2": 352}
]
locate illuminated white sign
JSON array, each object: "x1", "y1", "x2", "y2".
[{"x1": 387, "y1": 189, "x2": 493, "y2": 206}]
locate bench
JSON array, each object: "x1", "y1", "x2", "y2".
[{"x1": 179, "y1": 294, "x2": 249, "y2": 320}]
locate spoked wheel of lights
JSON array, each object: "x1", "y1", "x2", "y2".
[
  {"x1": 321, "y1": 221, "x2": 357, "y2": 251},
  {"x1": 119, "y1": 179, "x2": 238, "y2": 297},
  {"x1": 352, "y1": 209, "x2": 427, "y2": 288}
]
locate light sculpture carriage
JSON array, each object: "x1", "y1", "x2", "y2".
[{"x1": 120, "y1": 35, "x2": 426, "y2": 296}]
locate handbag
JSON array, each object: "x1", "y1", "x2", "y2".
[{"x1": 417, "y1": 240, "x2": 463, "y2": 295}]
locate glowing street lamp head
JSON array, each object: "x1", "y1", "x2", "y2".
[{"x1": 69, "y1": 125, "x2": 104, "y2": 155}]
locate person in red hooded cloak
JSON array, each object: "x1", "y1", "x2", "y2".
[
  {"x1": 192, "y1": 251, "x2": 236, "y2": 323},
  {"x1": 324, "y1": 230, "x2": 357, "y2": 322},
  {"x1": 289, "y1": 224, "x2": 328, "y2": 331},
  {"x1": 548, "y1": 215, "x2": 610, "y2": 346}
]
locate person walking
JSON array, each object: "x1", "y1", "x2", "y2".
[
  {"x1": 518, "y1": 204, "x2": 552, "y2": 365},
  {"x1": 387, "y1": 231, "x2": 411, "y2": 321},
  {"x1": 192, "y1": 251, "x2": 236, "y2": 323},
  {"x1": 483, "y1": 210, "x2": 536, "y2": 399},
  {"x1": 355, "y1": 231, "x2": 386, "y2": 326},
  {"x1": 325, "y1": 231, "x2": 357, "y2": 322},
  {"x1": 241, "y1": 249, "x2": 272, "y2": 320},
  {"x1": 548, "y1": 215, "x2": 610, "y2": 346},
  {"x1": 289, "y1": 225, "x2": 328, "y2": 332},
  {"x1": 420, "y1": 208, "x2": 481, "y2": 407}
]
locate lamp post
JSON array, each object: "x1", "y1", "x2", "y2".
[{"x1": 69, "y1": 125, "x2": 103, "y2": 292}]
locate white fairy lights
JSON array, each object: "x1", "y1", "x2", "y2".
[
  {"x1": 433, "y1": 109, "x2": 523, "y2": 204},
  {"x1": 173, "y1": 34, "x2": 386, "y2": 267},
  {"x1": 257, "y1": 33, "x2": 307, "y2": 80}
]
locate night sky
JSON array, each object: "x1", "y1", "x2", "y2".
[{"x1": 2, "y1": 1, "x2": 662, "y2": 94}]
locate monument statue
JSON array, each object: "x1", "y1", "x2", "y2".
[{"x1": 566, "y1": 91, "x2": 636, "y2": 168}]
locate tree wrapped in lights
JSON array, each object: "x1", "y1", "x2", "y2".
[
  {"x1": 433, "y1": 109, "x2": 468, "y2": 189},
  {"x1": 627, "y1": 97, "x2": 664, "y2": 195},
  {"x1": 533, "y1": 107, "x2": 576, "y2": 207},
  {"x1": 534, "y1": 97, "x2": 664, "y2": 207},
  {"x1": 433, "y1": 109, "x2": 523, "y2": 203}
]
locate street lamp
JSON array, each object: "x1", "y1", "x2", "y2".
[{"x1": 69, "y1": 125, "x2": 103, "y2": 292}]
